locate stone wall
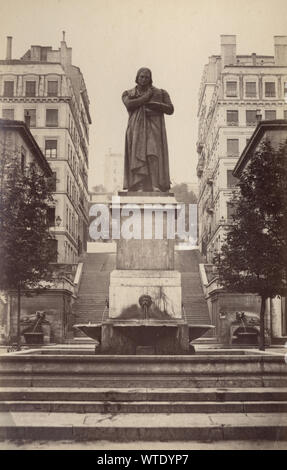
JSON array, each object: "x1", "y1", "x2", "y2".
[{"x1": 0, "y1": 289, "x2": 75, "y2": 344}]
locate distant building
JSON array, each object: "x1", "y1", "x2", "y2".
[
  {"x1": 0, "y1": 33, "x2": 92, "y2": 263},
  {"x1": 197, "y1": 35, "x2": 287, "y2": 262},
  {"x1": 104, "y1": 149, "x2": 124, "y2": 193}
]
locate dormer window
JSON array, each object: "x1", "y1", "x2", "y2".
[
  {"x1": 25, "y1": 81, "x2": 36, "y2": 97},
  {"x1": 265, "y1": 82, "x2": 276, "y2": 97},
  {"x1": 245, "y1": 82, "x2": 256, "y2": 97},
  {"x1": 3, "y1": 81, "x2": 14, "y2": 97},
  {"x1": 47, "y1": 81, "x2": 58, "y2": 97},
  {"x1": 226, "y1": 81, "x2": 237, "y2": 97}
]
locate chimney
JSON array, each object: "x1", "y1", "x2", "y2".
[
  {"x1": 60, "y1": 31, "x2": 72, "y2": 67},
  {"x1": 221, "y1": 35, "x2": 236, "y2": 68},
  {"x1": 6, "y1": 36, "x2": 12, "y2": 60},
  {"x1": 274, "y1": 36, "x2": 287, "y2": 65},
  {"x1": 251, "y1": 53, "x2": 257, "y2": 65},
  {"x1": 24, "y1": 111, "x2": 31, "y2": 128}
]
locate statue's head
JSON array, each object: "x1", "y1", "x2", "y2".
[{"x1": 135, "y1": 67, "x2": 153, "y2": 86}]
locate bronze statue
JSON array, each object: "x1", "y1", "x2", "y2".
[{"x1": 122, "y1": 68, "x2": 174, "y2": 192}]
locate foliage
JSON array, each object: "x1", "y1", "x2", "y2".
[
  {"x1": 216, "y1": 140, "x2": 287, "y2": 301},
  {"x1": 216, "y1": 139, "x2": 287, "y2": 349},
  {"x1": 91, "y1": 184, "x2": 108, "y2": 194},
  {"x1": 0, "y1": 151, "x2": 56, "y2": 291},
  {"x1": 172, "y1": 183, "x2": 197, "y2": 204}
]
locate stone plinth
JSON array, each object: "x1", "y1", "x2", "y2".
[
  {"x1": 114, "y1": 192, "x2": 180, "y2": 270},
  {"x1": 109, "y1": 270, "x2": 182, "y2": 319}
]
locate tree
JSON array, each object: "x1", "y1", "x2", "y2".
[
  {"x1": 0, "y1": 152, "x2": 56, "y2": 349},
  {"x1": 91, "y1": 184, "x2": 107, "y2": 193},
  {"x1": 216, "y1": 140, "x2": 287, "y2": 350},
  {"x1": 172, "y1": 183, "x2": 197, "y2": 205}
]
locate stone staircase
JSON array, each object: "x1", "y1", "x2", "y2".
[
  {"x1": 72, "y1": 249, "x2": 211, "y2": 335},
  {"x1": 0, "y1": 349, "x2": 287, "y2": 441},
  {"x1": 72, "y1": 253, "x2": 115, "y2": 335}
]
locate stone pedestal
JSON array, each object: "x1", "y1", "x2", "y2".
[
  {"x1": 75, "y1": 192, "x2": 213, "y2": 354},
  {"x1": 102, "y1": 192, "x2": 188, "y2": 353},
  {"x1": 109, "y1": 192, "x2": 182, "y2": 322}
]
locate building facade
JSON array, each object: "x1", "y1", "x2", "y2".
[
  {"x1": 197, "y1": 35, "x2": 287, "y2": 262},
  {"x1": 0, "y1": 34, "x2": 91, "y2": 263},
  {"x1": 0, "y1": 118, "x2": 52, "y2": 177}
]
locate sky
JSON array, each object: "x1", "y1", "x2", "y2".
[{"x1": 0, "y1": 0, "x2": 287, "y2": 190}]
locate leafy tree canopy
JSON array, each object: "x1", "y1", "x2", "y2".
[
  {"x1": 0, "y1": 154, "x2": 56, "y2": 291},
  {"x1": 172, "y1": 183, "x2": 197, "y2": 204},
  {"x1": 217, "y1": 140, "x2": 287, "y2": 300}
]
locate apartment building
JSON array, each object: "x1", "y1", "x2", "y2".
[
  {"x1": 197, "y1": 35, "x2": 287, "y2": 261},
  {"x1": 0, "y1": 34, "x2": 91, "y2": 263}
]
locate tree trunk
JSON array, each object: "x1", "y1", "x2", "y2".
[
  {"x1": 259, "y1": 296, "x2": 266, "y2": 351},
  {"x1": 17, "y1": 283, "x2": 21, "y2": 351}
]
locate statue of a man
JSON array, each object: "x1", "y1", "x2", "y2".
[{"x1": 122, "y1": 68, "x2": 174, "y2": 192}]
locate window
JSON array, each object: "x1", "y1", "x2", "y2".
[
  {"x1": 24, "y1": 109, "x2": 36, "y2": 127},
  {"x1": 49, "y1": 172, "x2": 57, "y2": 191},
  {"x1": 284, "y1": 82, "x2": 287, "y2": 102},
  {"x1": 265, "y1": 82, "x2": 276, "y2": 97},
  {"x1": 227, "y1": 139, "x2": 239, "y2": 156},
  {"x1": 40, "y1": 48, "x2": 48, "y2": 62},
  {"x1": 227, "y1": 170, "x2": 238, "y2": 188},
  {"x1": 47, "y1": 81, "x2": 58, "y2": 97},
  {"x1": 246, "y1": 110, "x2": 257, "y2": 126},
  {"x1": 25, "y1": 81, "x2": 36, "y2": 97},
  {"x1": 46, "y1": 109, "x2": 58, "y2": 127},
  {"x1": 265, "y1": 110, "x2": 276, "y2": 120},
  {"x1": 245, "y1": 82, "x2": 256, "y2": 97},
  {"x1": 3, "y1": 81, "x2": 14, "y2": 97},
  {"x1": 284, "y1": 110, "x2": 287, "y2": 120},
  {"x1": 227, "y1": 202, "x2": 236, "y2": 220},
  {"x1": 2, "y1": 109, "x2": 14, "y2": 120},
  {"x1": 45, "y1": 140, "x2": 57, "y2": 158},
  {"x1": 47, "y1": 238, "x2": 58, "y2": 262},
  {"x1": 226, "y1": 81, "x2": 237, "y2": 97},
  {"x1": 227, "y1": 110, "x2": 238, "y2": 126},
  {"x1": 47, "y1": 207, "x2": 55, "y2": 226}
]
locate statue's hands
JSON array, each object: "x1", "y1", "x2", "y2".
[{"x1": 144, "y1": 88, "x2": 153, "y2": 101}]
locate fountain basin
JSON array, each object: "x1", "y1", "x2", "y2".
[{"x1": 74, "y1": 321, "x2": 215, "y2": 354}]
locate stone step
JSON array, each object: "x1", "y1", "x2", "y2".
[
  {"x1": 1, "y1": 374, "x2": 286, "y2": 389},
  {"x1": 0, "y1": 387, "x2": 287, "y2": 403},
  {"x1": 1, "y1": 400, "x2": 287, "y2": 413},
  {"x1": 1, "y1": 387, "x2": 286, "y2": 402},
  {"x1": 1, "y1": 412, "x2": 286, "y2": 441}
]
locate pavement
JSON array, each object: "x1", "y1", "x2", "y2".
[{"x1": 0, "y1": 439, "x2": 286, "y2": 450}]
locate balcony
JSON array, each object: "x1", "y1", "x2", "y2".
[
  {"x1": 196, "y1": 155, "x2": 205, "y2": 177},
  {"x1": 196, "y1": 141, "x2": 204, "y2": 154}
]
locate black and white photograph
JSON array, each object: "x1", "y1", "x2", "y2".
[{"x1": 0, "y1": 0, "x2": 287, "y2": 452}]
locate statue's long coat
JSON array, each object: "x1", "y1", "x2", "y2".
[{"x1": 122, "y1": 86, "x2": 173, "y2": 191}]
